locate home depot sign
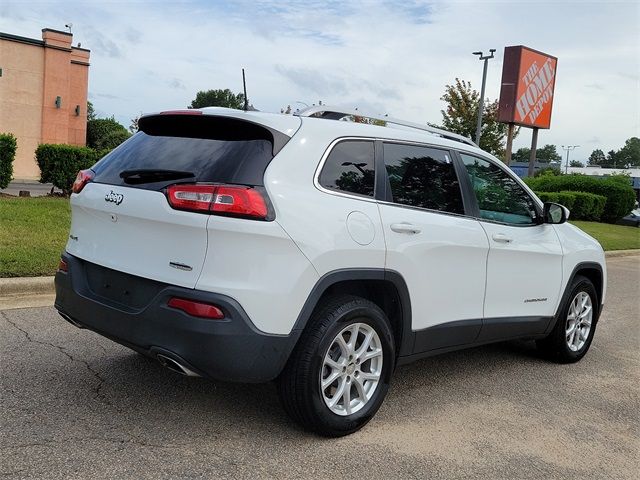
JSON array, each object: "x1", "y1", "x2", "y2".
[{"x1": 498, "y1": 46, "x2": 558, "y2": 129}]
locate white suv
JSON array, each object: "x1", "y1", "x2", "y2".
[{"x1": 55, "y1": 106, "x2": 606, "y2": 436}]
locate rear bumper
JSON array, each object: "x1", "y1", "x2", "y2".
[{"x1": 54, "y1": 253, "x2": 296, "y2": 383}]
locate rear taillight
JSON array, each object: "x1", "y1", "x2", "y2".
[
  {"x1": 167, "y1": 297, "x2": 225, "y2": 319},
  {"x1": 58, "y1": 259, "x2": 68, "y2": 272},
  {"x1": 72, "y1": 169, "x2": 94, "y2": 194},
  {"x1": 166, "y1": 184, "x2": 269, "y2": 220}
]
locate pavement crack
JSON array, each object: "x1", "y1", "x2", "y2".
[{"x1": 0, "y1": 311, "x2": 121, "y2": 413}]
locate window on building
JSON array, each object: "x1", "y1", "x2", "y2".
[
  {"x1": 318, "y1": 141, "x2": 376, "y2": 197},
  {"x1": 460, "y1": 153, "x2": 539, "y2": 225},
  {"x1": 383, "y1": 143, "x2": 464, "y2": 214}
]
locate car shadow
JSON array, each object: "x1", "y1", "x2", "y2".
[{"x1": 93, "y1": 338, "x2": 552, "y2": 439}]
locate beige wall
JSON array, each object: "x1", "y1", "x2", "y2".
[
  {"x1": 0, "y1": 29, "x2": 90, "y2": 180},
  {"x1": 0, "y1": 39, "x2": 45, "y2": 179}
]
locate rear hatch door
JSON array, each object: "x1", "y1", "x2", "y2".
[{"x1": 66, "y1": 111, "x2": 294, "y2": 288}]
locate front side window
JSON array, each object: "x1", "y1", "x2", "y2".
[
  {"x1": 460, "y1": 153, "x2": 538, "y2": 225},
  {"x1": 383, "y1": 143, "x2": 464, "y2": 214},
  {"x1": 318, "y1": 141, "x2": 375, "y2": 197}
]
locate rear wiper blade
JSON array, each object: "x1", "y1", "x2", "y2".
[{"x1": 119, "y1": 169, "x2": 195, "y2": 184}]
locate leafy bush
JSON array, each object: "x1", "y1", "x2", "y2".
[
  {"x1": 86, "y1": 117, "x2": 129, "y2": 149},
  {"x1": 535, "y1": 190, "x2": 606, "y2": 221},
  {"x1": 525, "y1": 174, "x2": 635, "y2": 223},
  {"x1": 0, "y1": 132, "x2": 17, "y2": 189},
  {"x1": 534, "y1": 166, "x2": 561, "y2": 177},
  {"x1": 535, "y1": 191, "x2": 576, "y2": 210},
  {"x1": 36, "y1": 144, "x2": 100, "y2": 195}
]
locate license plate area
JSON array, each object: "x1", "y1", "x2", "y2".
[{"x1": 83, "y1": 260, "x2": 167, "y2": 309}]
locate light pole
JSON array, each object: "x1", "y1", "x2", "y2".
[
  {"x1": 562, "y1": 145, "x2": 579, "y2": 174},
  {"x1": 473, "y1": 49, "x2": 496, "y2": 145}
]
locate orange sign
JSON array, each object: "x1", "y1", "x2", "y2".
[{"x1": 498, "y1": 46, "x2": 558, "y2": 129}]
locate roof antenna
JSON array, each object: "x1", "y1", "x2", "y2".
[{"x1": 242, "y1": 68, "x2": 249, "y2": 111}]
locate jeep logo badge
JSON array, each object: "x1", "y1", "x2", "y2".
[{"x1": 105, "y1": 190, "x2": 124, "y2": 205}]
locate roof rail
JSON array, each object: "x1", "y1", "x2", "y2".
[{"x1": 295, "y1": 105, "x2": 478, "y2": 147}]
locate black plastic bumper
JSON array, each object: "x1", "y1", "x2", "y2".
[{"x1": 54, "y1": 253, "x2": 297, "y2": 383}]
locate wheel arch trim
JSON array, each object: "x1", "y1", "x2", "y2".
[
  {"x1": 546, "y1": 261, "x2": 604, "y2": 334},
  {"x1": 290, "y1": 268, "x2": 414, "y2": 356}
]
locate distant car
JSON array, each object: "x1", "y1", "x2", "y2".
[{"x1": 617, "y1": 208, "x2": 640, "y2": 227}]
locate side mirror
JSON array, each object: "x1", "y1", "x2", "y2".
[{"x1": 543, "y1": 202, "x2": 569, "y2": 224}]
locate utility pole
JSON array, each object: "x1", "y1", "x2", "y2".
[
  {"x1": 562, "y1": 145, "x2": 579, "y2": 174},
  {"x1": 473, "y1": 49, "x2": 496, "y2": 146}
]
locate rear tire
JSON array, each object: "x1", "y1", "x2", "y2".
[
  {"x1": 537, "y1": 275, "x2": 598, "y2": 363},
  {"x1": 277, "y1": 295, "x2": 395, "y2": 437}
]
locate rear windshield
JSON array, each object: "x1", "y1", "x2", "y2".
[{"x1": 91, "y1": 114, "x2": 286, "y2": 189}]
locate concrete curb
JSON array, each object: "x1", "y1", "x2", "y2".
[
  {"x1": 0, "y1": 276, "x2": 54, "y2": 296},
  {"x1": 604, "y1": 249, "x2": 640, "y2": 258}
]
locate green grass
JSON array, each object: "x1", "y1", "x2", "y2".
[
  {"x1": 0, "y1": 197, "x2": 71, "y2": 277},
  {"x1": 571, "y1": 221, "x2": 640, "y2": 251}
]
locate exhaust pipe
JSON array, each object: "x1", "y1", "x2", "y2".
[{"x1": 156, "y1": 353, "x2": 200, "y2": 377}]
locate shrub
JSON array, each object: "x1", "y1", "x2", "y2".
[
  {"x1": 86, "y1": 117, "x2": 129, "y2": 149},
  {"x1": 534, "y1": 166, "x2": 561, "y2": 177},
  {"x1": 535, "y1": 190, "x2": 606, "y2": 221},
  {"x1": 36, "y1": 144, "x2": 100, "y2": 195},
  {"x1": 525, "y1": 173, "x2": 635, "y2": 223},
  {"x1": 535, "y1": 191, "x2": 576, "y2": 210},
  {"x1": 0, "y1": 132, "x2": 17, "y2": 189},
  {"x1": 567, "y1": 191, "x2": 606, "y2": 221}
]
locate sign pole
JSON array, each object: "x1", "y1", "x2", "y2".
[
  {"x1": 528, "y1": 127, "x2": 539, "y2": 177},
  {"x1": 504, "y1": 123, "x2": 515, "y2": 165}
]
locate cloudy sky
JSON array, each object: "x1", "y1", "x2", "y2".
[{"x1": 1, "y1": 0, "x2": 638, "y2": 162}]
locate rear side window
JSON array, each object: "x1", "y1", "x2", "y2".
[
  {"x1": 318, "y1": 140, "x2": 375, "y2": 197},
  {"x1": 383, "y1": 143, "x2": 464, "y2": 214},
  {"x1": 91, "y1": 115, "x2": 286, "y2": 189}
]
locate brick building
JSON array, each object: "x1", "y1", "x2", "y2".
[{"x1": 0, "y1": 28, "x2": 90, "y2": 179}]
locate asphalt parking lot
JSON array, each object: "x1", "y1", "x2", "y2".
[{"x1": 1, "y1": 256, "x2": 638, "y2": 479}]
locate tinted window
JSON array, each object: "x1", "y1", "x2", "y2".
[
  {"x1": 383, "y1": 143, "x2": 464, "y2": 214},
  {"x1": 318, "y1": 141, "x2": 375, "y2": 197},
  {"x1": 91, "y1": 115, "x2": 278, "y2": 190},
  {"x1": 460, "y1": 153, "x2": 538, "y2": 225}
]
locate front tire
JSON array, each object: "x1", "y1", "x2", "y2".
[
  {"x1": 277, "y1": 295, "x2": 395, "y2": 437},
  {"x1": 537, "y1": 275, "x2": 599, "y2": 363}
]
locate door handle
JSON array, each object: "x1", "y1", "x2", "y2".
[
  {"x1": 390, "y1": 223, "x2": 421, "y2": 234},
  {"x1": 492, "y1": 233, "x2": 513, "y2": 243}
]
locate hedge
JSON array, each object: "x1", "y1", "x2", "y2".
[
  {"x1": 36, "y1": 144, "x2": 102, "y2": 195},
  {"x1": 525, "y1": 174, "x2": 635, "y2": 223},
  {"x1": 535, "y1": 190, "x2": 606, "y2": 221},
  {"x1": 0, "y1": 132, "x2": 17, "y2": 189}
]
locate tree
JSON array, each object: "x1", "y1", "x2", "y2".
[
  {"x1": 536, "y1": 144, "x2": 562, "y2": 163},
  {"x1": 606, "y1": 149, "x2": 622, "y2": 168},
  {"x1": 588, "y1": 149, "x2": 606, "y2": 166},
  {"x1": 129, "y1": 115, "x2": 140, "y2": 133},
  {"x1": 436, "y1": 78, "x2": 515, "y2": 158},
  {"x1": 569, "y1": 160, "x2": 583, "y2": 167},
  {"x1": 617, "y1": 137, "x2": 640, "y2": 167},
  {"x1": 87, "y1": 101, "x2": 96, "y2": 121},
  {"x1": 189, "y1": 89, "x2": 245, "y2": 109},
  {"x1": 512, "y1": 147, "x2": 530, "y2": 162},
  {"x1": 510, "y1": 145, "x2": 561, "y2": 163},
  {"x1": 86, "y1": 117, "x2": 130, "y2": 149}
]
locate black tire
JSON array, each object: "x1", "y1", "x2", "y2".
[
  {"x1": 277, "y1": 294, "x2": 395, "y2": 437},
  {"x1": 536, "y1": 275, "x2": 599, "y2": 363}
]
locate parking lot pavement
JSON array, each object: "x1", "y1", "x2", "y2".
[{"x1": 1, "y1": 257, "x2": 638, "y2": 479}]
